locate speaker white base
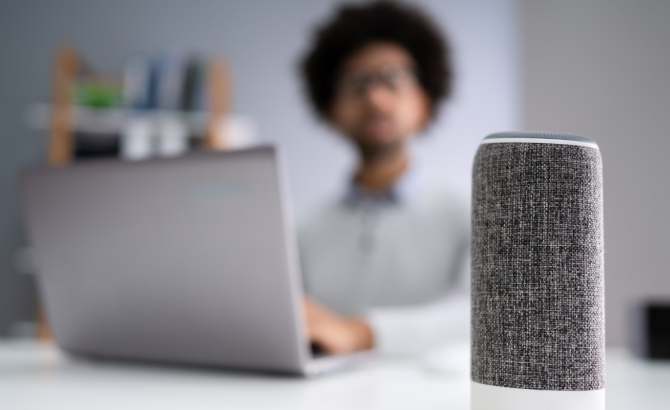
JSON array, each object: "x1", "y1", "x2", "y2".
[{"x1": 471, "y1": 381, "x2": 605, "y2": 410}]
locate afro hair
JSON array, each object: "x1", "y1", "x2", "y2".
[{"x1": 300, "y1": 1, "x2": 453, "y2": 120}]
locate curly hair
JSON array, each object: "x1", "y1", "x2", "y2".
[{"x1": 300, "y1": 1, "x2": 452, "y2": 120}]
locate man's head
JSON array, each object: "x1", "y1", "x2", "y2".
[{"x1": 301, "y1": 1, "x2": 452, "y2": 157}]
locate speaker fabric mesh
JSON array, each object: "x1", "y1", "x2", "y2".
[{"x1": 471, "y1": 142, "x2": 604, "y2": 391}]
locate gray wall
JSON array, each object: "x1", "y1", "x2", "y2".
[
  {"x1": 522, "y1": 0, "x2": 670, "y2": 347},
  {"x1": 0, "y1": 0, "x2": 519, "y2": 335}
]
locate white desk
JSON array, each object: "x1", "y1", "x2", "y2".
[{"x1": 1, "y1": 340, "x2": 669, "y2": 410}]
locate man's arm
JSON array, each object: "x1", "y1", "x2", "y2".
[
  {"x1": 365, "y1": 290, "x2": 470, "y2": 354},
  {"x1": 304, "y1": 297, "x2": 374, "y2": 354},
  {"x1": 366, "y1": 239, "x2": 471, "y2": 354},
  {"x1": 304, "y1": 291, "x2": 469, "y2": 355},
  {"x1": 305, "y1": 238, "x2": 471, "y2": 355}
]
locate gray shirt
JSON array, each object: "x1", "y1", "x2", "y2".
[{"x1": 298, "y1": 171, "x2": 470, "y2": 354}]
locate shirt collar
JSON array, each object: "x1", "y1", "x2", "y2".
[{"x1": 342, "y1": 163, "x2": 418, "y2": 207}]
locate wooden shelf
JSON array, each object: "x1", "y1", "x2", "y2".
[
  {"x1": 48, "y1": 47, "x2": 78, "y2": 166},
  {"x1": 44, "y1": 48, "x2": 233, "y2": 161},
  {"x1": 27, "y1": 104, "x2": 254, "y2": 138}
]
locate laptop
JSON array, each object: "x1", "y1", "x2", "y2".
[{"x1": 19, "y1": 145, "x2": 370, "y2": 376}]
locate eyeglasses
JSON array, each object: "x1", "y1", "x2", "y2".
[{"x1": 336, "y1": 64, "x2": 418, "y2": 98}]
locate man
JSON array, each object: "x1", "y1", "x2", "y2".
[{"x1": 299, "y1": 1, "x2": 470, "y2": 355}]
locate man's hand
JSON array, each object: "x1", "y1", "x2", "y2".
[{"x1": 304, "y1": 297, "x2": 374, "y2": 355}]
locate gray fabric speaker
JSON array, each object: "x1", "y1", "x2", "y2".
[{"x1": 470, "y1": 131, "x2": 605, "y2": 410}]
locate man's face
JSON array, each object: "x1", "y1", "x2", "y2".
[{"x1": 328, "y1": 42, "x2": 430, "y2": 155}]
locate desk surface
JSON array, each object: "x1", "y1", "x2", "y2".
[{"x1": 1, "y1": 340, "x2": 669, "y2": 410}]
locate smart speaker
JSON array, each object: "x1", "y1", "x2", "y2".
[{"x1": 471, "y1": 131, "x2": 605, "y2": 410}]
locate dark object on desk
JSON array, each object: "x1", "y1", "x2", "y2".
[
  {"x1": 471, "y1": 131, "x2": 605, "y2": 409},
  {"x1": 630, "y1": 300, "x2": 670, "y2": 359}
]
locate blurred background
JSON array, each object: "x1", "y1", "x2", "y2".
[{"x1": 0, "y1": 0, "x2": 668, "y2": 351}]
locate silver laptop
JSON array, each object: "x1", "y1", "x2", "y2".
[{"x1": 19, "y1": 146, "x2": 369, "y2": 376}]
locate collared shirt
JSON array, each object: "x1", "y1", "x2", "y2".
[{"x1": 298, "y1": 169, "x2": 470, "y2": 354}]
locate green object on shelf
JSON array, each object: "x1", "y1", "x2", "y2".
[{"x1": 73, "y1": 80, "x2": 123, "y2": 109}]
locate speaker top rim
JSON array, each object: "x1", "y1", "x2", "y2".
[{"x1": 482, "y1": 131, "x2": 599, "y2": 149}]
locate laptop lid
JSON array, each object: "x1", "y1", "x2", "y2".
[{"x1": 19, "y1": 146, "x2": 310, "y2": 374}]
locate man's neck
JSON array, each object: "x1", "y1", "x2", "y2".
[{"x1": 354, "y1": 145, "x2": 408, "y2": 193}]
